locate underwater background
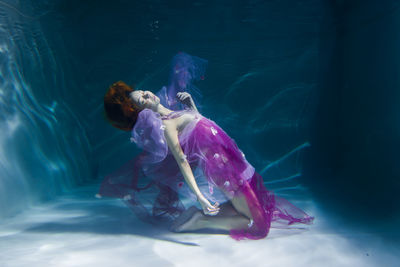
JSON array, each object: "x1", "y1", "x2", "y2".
[{"x1": 0, "y1": 0, "x2": 399, "y2": 266}]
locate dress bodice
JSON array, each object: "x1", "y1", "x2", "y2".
[
  {"x1": 161, "y1": 109, "x2": 199, "y2": 121},
  {"x1": 161, "y1": 109, "x2": 202, "y2": 136}
]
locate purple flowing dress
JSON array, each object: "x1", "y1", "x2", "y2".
[{"x1": 99, "y1": 108, "x2": 314, "y2": 240}]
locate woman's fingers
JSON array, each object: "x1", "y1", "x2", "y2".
[
  {"x1": 205, "y1": 208, "x2": 219, "y2": 216},
  {"x1": 198, "y1": 197, "x2": 219, "y2": 216},
  {"x1": 211, "y1": 202, "x2": 219, "y2": 210},
  {"x1": 176, "y1": 92, "x2": 190, "y2": 101},
  {"x1": 208, "y1": 205, "x2": 219, "y2": 211},
  {"x1": 205, "y1": 203, "x2": 220, "y2": 216}
]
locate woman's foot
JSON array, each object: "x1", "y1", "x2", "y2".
[{"x1": 170, "y1": 206, "x2": 201, "y2": 232}]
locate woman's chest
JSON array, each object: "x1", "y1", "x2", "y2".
[{"x1": 162, "y1": 112, "x2": 199, "y2": 133}]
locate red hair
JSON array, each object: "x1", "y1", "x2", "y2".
[{"x1": 103, "y1": 81, "x2": 141, "y2": 131}]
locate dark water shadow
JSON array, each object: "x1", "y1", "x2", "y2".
[
  {"x1": 24, "y1": 199, "x2": 200, "y2": 246},
  {"x1": 24, "y1": 188, "x2": 312, "y2": 244},
  {"x1": 174, "y1": 226, "x2": 309, "y2": 239}
]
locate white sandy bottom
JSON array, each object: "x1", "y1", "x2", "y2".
[{"x1": 0, "y1": 186, "x2": 398, "y2": 267}]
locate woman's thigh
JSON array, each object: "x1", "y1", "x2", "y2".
[{"x1": 229, "y1": 194, "x2": 253, "y2": 220}]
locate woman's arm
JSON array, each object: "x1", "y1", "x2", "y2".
[
  {"x1": 176, "y1": 92, "x2": 198, "y2": 112},
  {"x1": 163, "y1": 124, "x2": 219, "y2": 215}
]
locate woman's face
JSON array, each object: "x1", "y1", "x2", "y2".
[{"x1": 130, "y1": 90, "x2": 160, "y2": 110}]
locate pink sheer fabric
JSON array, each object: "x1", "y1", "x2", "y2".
[{"x1": 99, "y1": 108, "x2": 314, "y2": 240}]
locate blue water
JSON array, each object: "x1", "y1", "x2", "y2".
[{"x1": 0, "y1": 0, "x2": 399, "y2": 266}]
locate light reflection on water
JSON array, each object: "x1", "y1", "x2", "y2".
[
  {"x1": 0, "y1": 0, "x2": 320, "y2": 222},
  {"x1": 0, "y1": 0, "x2": 91, "y2": 218},
  {"x1": 0, "y1": 0, "x2": 317, "y2": 219}
]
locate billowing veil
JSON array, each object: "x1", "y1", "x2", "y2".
[
  {"x1": 99, "y1": 53, "x2": 208, "y2": 224},
  {"x1": 156, "y1": 52, "x2": 207, "y2": 111}
]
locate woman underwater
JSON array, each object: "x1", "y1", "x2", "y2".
[{"x1": 99, "y1": 53, "x2": 313, "y2": 240}]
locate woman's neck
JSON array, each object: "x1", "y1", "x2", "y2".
[{"x1": 154, "y1": 103, "x2": 173, "y2": 117}]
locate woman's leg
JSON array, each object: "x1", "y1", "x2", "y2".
[{"x1": 172, "y1": 196, "x2": 253, "y2": 232}]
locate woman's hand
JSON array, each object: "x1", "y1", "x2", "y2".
[
  {"x1": 176, "y1": 92, "x2": 198, "y2": 111},
  {"x1": 198, "y1": 195, "x2": 220, "y2": 216}
]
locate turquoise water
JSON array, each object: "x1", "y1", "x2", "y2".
[
  {"x1": 0, "y1": 0, "x2": 399, "y2": 266},
  {"x1": 0, "y1": 0, "x2": 322, "y2": 218},
  {"x1": 0, "y1": 0, "x2": 92, "y2": 218}
]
